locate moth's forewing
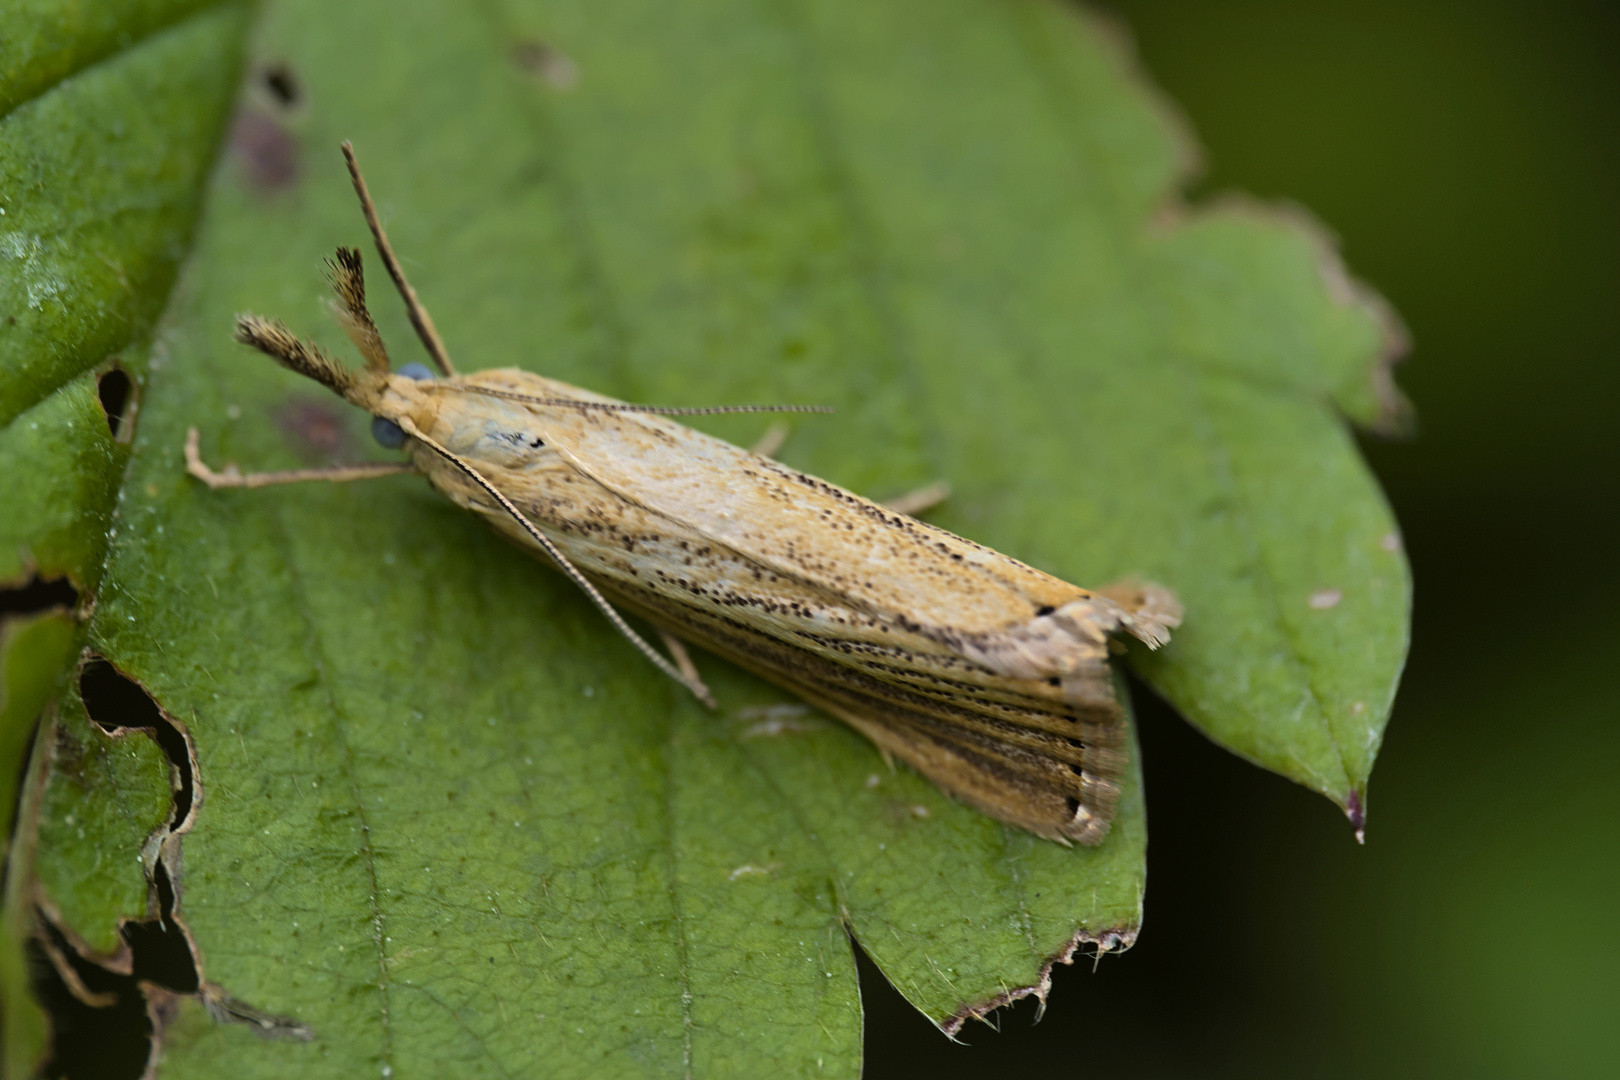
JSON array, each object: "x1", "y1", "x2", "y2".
[{"x1": 390, "y1": 369, "x2": 1163, "y2": 844}]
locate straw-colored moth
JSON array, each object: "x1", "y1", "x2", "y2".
[{"x1": 187, "y1": 143, "x2": 1181, "y2": 845}]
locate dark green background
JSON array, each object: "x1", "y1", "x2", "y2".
[{"x1": 863, "y1": 1, "x2": 1620, "y2": 1075}]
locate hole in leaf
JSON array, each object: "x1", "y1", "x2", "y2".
[
  {"x1": 31, "y1": 863, "x2": 200, "y2": 1078},
  {"x1": 125, "y1": 861, "x2": 200, "y2": 994},
  {"x1": 30, "y1": 660, "x2": 308, "y2": 1072},
  {"x1": 261, "y1": 62, "x2": 301, "y2": 108},
  {"x1": 96, "y1": 368, "x2": 132, "y2": 439},
  {"x1": 30, "y1": 914, "x2": 155, "y2": 1080},
  {"x1": 77, "y1": 656, "x2": 193, "y2": 830},
  {"x1": 0, "y1": 575, "x2": 78, "y2": 617}
]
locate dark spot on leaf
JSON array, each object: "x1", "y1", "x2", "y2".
[
  {"x1": 33, "y1": 851, "x2": 305, "y2": 1079},
  {"x1": 511, "y1": 39, "x2": 580, "y2": 89},
  {"x1": 230, "y1": 108, "x2": 300, "y2": 192},
  {"x1": 1047, "y1": 677, "x2": 1061, "y2": 687},
  {"x1": 0, "y1": 574, "x2": 78, "y2": 617},
  {"x1": 97, "y1": 366, "x2": 134, "y2": 439},
  {"x1": 275, "y1": 398, "x2": 353, "y2": 462},
  {"x1": 260, "y1": 62, "x2": 301, "y2": 109},
  {"x1": 1036, "y1": 605, "x2": 1055, "y2": 617}
]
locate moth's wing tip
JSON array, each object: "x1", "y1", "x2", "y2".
[
  {"x1": 1097, "y1": 578, "x2": 1184, "y2": 649},
  {"x1": 1069, "y1": 776, "x2": 1122, "y2": 846},
  {"x1": 1057, "y1": 807, "x2": 1114, "y2": 847}
]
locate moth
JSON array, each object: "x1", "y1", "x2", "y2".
[{"x1": 187, "y1": 143, "x2": 1181, "y2": 845}]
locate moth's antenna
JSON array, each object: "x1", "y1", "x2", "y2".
[
  {"x1": 395, "y1": 415, "x2": 717, "y2": 708},
  {"x1": 234, "y1": 314, "x2": 357, "y2": 396},
  {"x1": 340, "y1": 141, "x2": 458, "y2": 378},
  {"x1": 431, "y1": 383, "x2": 835, "y2": 417},
  {"x1": 325, "y1": 246, "x2": 391, "y2": 373}
]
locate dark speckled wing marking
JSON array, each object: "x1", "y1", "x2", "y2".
[{"x1": 393, "y1": 368, "x2": 1180, "y2": 845}]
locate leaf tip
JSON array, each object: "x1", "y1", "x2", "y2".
[{"x1": 1346, "y1": 789, "x2": 1366, "y2": 844}]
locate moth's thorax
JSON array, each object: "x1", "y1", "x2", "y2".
[
  {"x1": 384, "y1": 370, "x2": 571, "y2": 466},
  {"x1": 374, "y1": 371, "x2": 443, "y2": 430}
]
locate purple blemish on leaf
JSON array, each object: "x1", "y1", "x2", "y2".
[{"x1": 1346, "y1": 790, "x2": 1366, "y2": 844}]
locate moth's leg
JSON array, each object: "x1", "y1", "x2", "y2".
[
  {"x1": 185, "y1": 427, "x2": 413, "y2": 490},
  {"x1": 657, "y1": 631, "x2": 715, "y2": 709},
  {"x1": 883, "y1": 480, "x2": 952, "y2": 517},
  {"x1": 340, "y1": 141, "x2": 458, "y2": 376},
  {"x1": 749, "y1": 421, "x2": 791, "y2": 458}
]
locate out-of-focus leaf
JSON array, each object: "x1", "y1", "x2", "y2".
[
  {"x1": 0, "y1": 4, "x2": 250, "y2": 1075},
  {"x1": 0, "y1": 611, "x2": 77, "y2": 1080}
]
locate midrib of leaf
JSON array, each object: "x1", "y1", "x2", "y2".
[
  {"x1": 488, "y1": 74, "x2": 639, "y2": 404},
  {"x1": 658, "y1": 714, "x2": 697, "y2": 1079},
  {"x1": 273, "y1": 508, "x2": 396, "y2": 1065},
  {"x1": 1000, "y1": 828, "x2": 1042, "y2": 961},
  {"x1": 779, "y1": 0, "x2": 940, "y2": 482},
  {"x1": 1189, "y1": 372, "x2": 1353, "y2": 791},
  {"x1": 471, "y1": 12, "x2": 978, "y2": 1048}
]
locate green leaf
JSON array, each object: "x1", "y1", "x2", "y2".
[
  {"x1": 0, "y1": 1, "x2": 247, "y2": 435},
  {"x1": 2, "y1": 0, "x2": 1408, "y2": 1075},
  {"x1": 0, "y1": 0, "x2": 223, "y2": 118},
  {"x1": 0, "y1": 370, "x2": 126, "y2": 588},
  {"x1": 30, "y1": 683, "x2": 175, "y2": 958}
]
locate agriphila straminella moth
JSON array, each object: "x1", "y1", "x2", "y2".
[{"x1": 186, "y1": 142, "x2": 1182, "y2": 846}]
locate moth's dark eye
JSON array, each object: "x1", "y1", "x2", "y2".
[
  {"x1": 397, "y1": 362, "x2": 435, "y2": 381},
  {"x1": 372, "y1": 416, "x2": 407, "y2": 449}
]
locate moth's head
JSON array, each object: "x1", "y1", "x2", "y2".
[{"x1": 232, "y1": 246, "x2": 437, "y2": 449}]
